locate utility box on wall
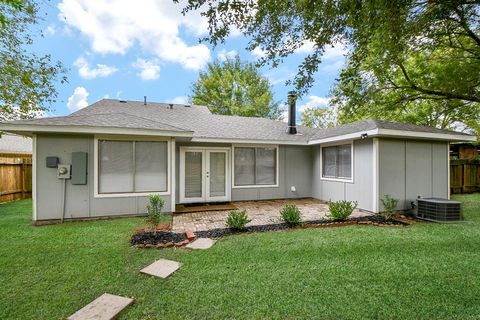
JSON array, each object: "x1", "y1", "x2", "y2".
[{"x1": 71, "y1": 152, "x2": 88, "y2": 185}]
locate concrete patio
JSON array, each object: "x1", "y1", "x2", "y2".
[{"x1": 172, "y1": 198, "x2": 370, "y2": 232}]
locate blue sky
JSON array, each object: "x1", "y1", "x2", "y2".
[{"x1": 32, "y1": 0, "x2": 347, "y2": 119}]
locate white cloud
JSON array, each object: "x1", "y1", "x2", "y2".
[
  {"x1": 133, "y1": 58, "x2": 160, "y2": 80},
  {"x1": 58, "y1": 0, "x2": 211, "y2": 71},
  {"x1": 295, "y1": 40, "x2": 316, "y2": 54},
  {"x1": 251, "y1": 47, "x2": 266, "y2": 59},
  {"x1": 323, "y1": 44, "x2": 347, "y2": 60},
  {"x1": 171, "y1": 96, "x2": 189, "y2": 104},
  {"x1": 74, "y1": 57, "x2": 118, "y2": 79},
  {"x1": 298, "y1": 95, "x2": 331, "y2": 112},
  {"x1": 45, "y1": 24, "x2": 57, "y2": 36},
  {"x1": 217, "y1": 49, "x2": 238, "y2": 62},
  {"x1": 263, "y1": 68, "x2": 295, "y2": 85},
  {"x1": 67, "y1": 86, "x2": 89, "y2": 112}
]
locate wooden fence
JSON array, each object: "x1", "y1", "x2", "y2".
[
  {"x1": 450, "y1": 159, "x2": 480, "y2": 194},
  {"x1": 0, "y1": 156, "x2": 32, "y2": 203}
]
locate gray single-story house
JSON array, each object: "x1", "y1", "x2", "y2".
[{"x1": 0, "y1": 98, "x2": 475, "y2": 223}]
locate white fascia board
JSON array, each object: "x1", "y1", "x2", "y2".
[
  {"x1": 375, "y1": 129, "x2": 477, "y2": 142},
  {"x1": 308, "y1": 129, "x2": 379, "y2": 145},
  {"x1": 191, "y1": 137, "x2": 308, "y2": 145},
  {"x1": 0, "y1": 123, "x2": 194, "y2": 138},
  {"x1": 308, "y1": 128, "x2": 476, "y2": 144}
]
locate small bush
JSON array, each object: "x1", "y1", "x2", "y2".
[
  {"x1": 145, "y1": 195, "x2": 165, "y2": 232},
  {"x1": 226, "y1": 210, "x2": 251, "y2": 231},
  {"x1": 327, "y1": 200, "x2": 357, "y2": 220},
  {"x1": 380, "y1": 194, "x2": 399, "y2": 220},
  {"x1": 280, "y1": 204, "x2": 302, "y2": 226}
]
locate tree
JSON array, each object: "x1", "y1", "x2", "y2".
[
  {"x1": 0, "y1": 0, "x2": 66, "y2": 121},
  {"x1": 331, "y1": 38, "x2": 480, "y2": 136},
  {"x1": 190, "y1": 56, "x2": 281, "y2": 119},
  {"x1": 300, "y1": 106, "x2": 336, "y2": 128},
  {"x1": 182, "y1": 1, "x2": 479, "y2": 134}
]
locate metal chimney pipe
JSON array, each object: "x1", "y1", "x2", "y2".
[{"x1": 287, "y1": 91, "x2": 297, "y2": 134}]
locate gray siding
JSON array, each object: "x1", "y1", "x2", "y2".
[
  {"x1": 311, "y1": 139, "x2": 374, "y2": 212},
  {"x1": 35, "y1": 134, "x2": 171, "y2": 221},
  {"x1": 175, "y1": 143, "x2": 313, "y2": 202},
  {"x1": 378, "y1": 139, "x2": 448, "y2": 211},
  {"x1": 231, "y1": 145, "x2": 313, "y2": 201}
]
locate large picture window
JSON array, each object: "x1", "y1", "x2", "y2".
[
  {"x1": 98, "y1": 140, "x2": 168, "y2": 194},
  {"x1": 322, "y1": 144, "x2": 352, "y2": 180},
  {"x1": 234, "y1": 146, "x2": 277, "y2": 186}
]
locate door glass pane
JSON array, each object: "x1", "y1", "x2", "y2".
[
  {"x1": 185, "y1": 151, "x2": 202, "y2": 198},
  {"x1": 234, "y1": 147, "x2": 255, "y2": 186},
  {"x1": 255, "y1": 147, "x2": 276, "y2": 185},
  {"x1": 99, "y1": 140, "x2": 134, "y2": 193},
  {"x1": 209, "y1": 152, "x2": 226, "y2": 197},
  {"x1": 135, "y1": 141, "x2": 168, "y2": 192}
]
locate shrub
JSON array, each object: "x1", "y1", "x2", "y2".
[
  {"x1": 280, "y1": 204, "x2": 302, "y2": 226},
  {"x1": 380, "y1": 194, "x2": 399, "y2": 220},
  {"x1": 225, "y1": 209, "x2": 251, "y2": 231},
  {"x1": 145, "y1": 195, "x2": 165, "y2": 232},
  {"x1": 327, "y1": 200, "x2": 357, "y2": 220}
]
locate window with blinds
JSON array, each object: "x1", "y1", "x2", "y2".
[
  {"x1": 321, "y1": 144, "x2": 352, "y2": 180},
  {"x1": 234, "y1": 146, "x2": 277, "y2": 186},
  {"x1": 99, "y1": 140, "x2": 168, "y2": 194}
]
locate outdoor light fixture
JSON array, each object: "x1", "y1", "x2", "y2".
[{"x1": 360, "y1": 133, "x2": 368, "y2": 139}]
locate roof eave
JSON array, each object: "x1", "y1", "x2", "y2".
[
  {"x1": 307, "y1": 128, "x2": 476, "y2": 145},
  {"x1": 191, "y1": 137, "x2": 309, "y2": 145},
  {"x1": 0, "y1": 123, "x2": 194, "y2": 138}
]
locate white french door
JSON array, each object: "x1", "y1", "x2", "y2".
[{"x1": 179, "y1": 147, "x2": 230, "y2": 203}]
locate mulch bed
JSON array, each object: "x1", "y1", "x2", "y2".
[
  {"x1": 196, "y1": 216, "x2": 410, "y2": 239},
  {"x1": 130, "y1": 231, "x2": 188, "y2": 248},
  {"x1": 130, "y1": 215, "x2": 412, "y2": 247}
]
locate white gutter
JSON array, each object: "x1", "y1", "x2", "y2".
[
  {"x1": 0, "y1": 123, "x2": 194, "y2": 138},
  {"x1": 308, "y1": 128, "x2": 476, "y2": 145},
  {"x1": 191, "y1": 137, "x2": 309, "y2": 145}
]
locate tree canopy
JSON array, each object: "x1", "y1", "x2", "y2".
[
  {"x1": 0, "y1": 0, "x2": 66, "y2": 121},
  {"x1": 182, "y1": 0, "x2": 479, "y2": 136},
  {"x1": 190, "y1": 56, "x2": 281, "y2": 119}
]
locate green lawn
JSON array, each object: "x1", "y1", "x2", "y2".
[{"x1": 1, "y1": 195, "x2": 480, "y2": 319}]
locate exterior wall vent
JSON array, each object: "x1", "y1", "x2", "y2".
[{"x1": 417, "y1": 198, "x2": 462, "y2": 222}]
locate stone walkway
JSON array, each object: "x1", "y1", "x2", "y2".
[{"x1": 172, "y1": 198, "x2": 370, "y2": 232}]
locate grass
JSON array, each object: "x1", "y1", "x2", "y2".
[{"x1": 0, "y1": 194, "x2": 479, "y2": 319}]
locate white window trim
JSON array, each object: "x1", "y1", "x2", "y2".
[
  {"x1": 93, "y1": 135, "x2": 171, "y2": 198},
  {"x1": 232, "y1": 144, "x2": 279, "y2": 188},
  {"x1": 320, "y1": 141, "x2": 354, "y2": 183}
]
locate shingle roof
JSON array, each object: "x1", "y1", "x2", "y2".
[
  {"x1": 6, "y1": 112, "x2": 189, "y2": 133},
  {"x1": 69, "y1": 99, "x2": 318, "y2": 142},
  {"x1": 0, "y1": 133, "x2": 32, "y2": 154},
  {"x1": 1, "y1": 99, "x2": 474, "y2": 143}
]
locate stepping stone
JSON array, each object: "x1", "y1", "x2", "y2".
[
  {"x1": 186, "y1": 238, "x2": 216, "y2": 250},
  {"x1": 140, "y1": 259, "x2": 180, "y2": 278},
  {"x1": 68, "y1": 293, "x2": 134, "y2": 320}
]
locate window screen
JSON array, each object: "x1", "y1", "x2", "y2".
[
  {"x1": 135, "y1": 141, "x2": 168, "y2": 192},
  {"x1": 99, "y1": 141, "x2": 134, "y2": 193},
  {"x1": 322, "y1": 144, "x2": 352, "y2": 180},
  {"x1": 98, "y1": 140, "x2": 168, "y2": 194},
  {"x1": 234, "y1": 147, "x2": 277, "y2": 186}
]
